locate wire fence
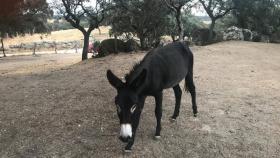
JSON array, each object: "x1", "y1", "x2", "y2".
[{"x1": 1, "y1": 40, "x2": 84, "y2": 57}]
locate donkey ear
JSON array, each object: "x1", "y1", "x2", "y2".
[
  {"x1": 130, "y1": 69, "x2": 147, "y2": 91},
  {"x1": 107, "y1": 70, "x2": 124, "y2": 89}
]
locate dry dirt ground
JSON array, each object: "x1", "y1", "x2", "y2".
[{"x1": 0, "y1": 41, "x2": 280, "y2": 158}]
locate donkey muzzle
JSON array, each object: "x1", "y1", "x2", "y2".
[
  {"x1": 119, "y1": 124, "x2": 132, "y2": 142},
  {"x1": 119, "y1": 136, "x2": 132, "y2": 143}
]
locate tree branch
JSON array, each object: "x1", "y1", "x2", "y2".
[
  {"x1": 214, "y1": 7, "x2": 233, "y2": 19},
  {"x1": 199, "y1": 0, "x2": 214, "y2": 18}
]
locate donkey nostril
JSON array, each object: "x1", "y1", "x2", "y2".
[{"x1": 119, "y1": 136, "x2": 129, "y2": 142}]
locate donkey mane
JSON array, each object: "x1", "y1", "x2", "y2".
[
  {"x1": 125, "y1": 62, "x2": 141, "y2": 81},
  {"x1": 125, "y1": 49, "x2": 155, "y2": 84}
]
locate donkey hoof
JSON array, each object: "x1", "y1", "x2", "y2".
[
  {"x1": 154, "y1": 136, "x2": 161, "y2": 140},
  {"x1": 194, "y1": 113, "x2": 198, "y2": 117},
  {"x1": 124, "y1": 149, "x2": 132, "y2": 153},
  {"x1": 169, "y1": 117, "x2": 176, "y2": 122}
]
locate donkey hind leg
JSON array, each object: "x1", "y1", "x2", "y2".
[
  {"x1": 185, "y1": 72, "x2": 198, "y2": 117},
  {"x1": 171, "y1": 84, "x2": 182, "y2": 121},
  {"x1": 154, "y1": 92, "x2": 163, "y2": 139}
]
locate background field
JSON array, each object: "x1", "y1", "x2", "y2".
[
  {"x1": 3, "y1": 26, "x2": 110, "y2": 48},
  {"x1": 0, "y1": 41, "x2": 279, "y2": 157}
]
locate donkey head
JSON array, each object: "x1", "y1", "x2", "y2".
[{"x1": 106, "y1": 69, "x2": 146, "y2": 142}]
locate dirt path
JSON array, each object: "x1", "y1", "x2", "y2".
[
  {"x1": 0, "y1": 41, "x2": 280, "y2": 157},
  {"x1": 0, "y1": 53, "x2": 81, "y2": 75}
]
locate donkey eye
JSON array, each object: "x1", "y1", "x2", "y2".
[
  {"x1": 130, "y1": 104, "x2": 137, "y2": 113},
  {"x1": 116, "y1": 104, "x2": 121, "y2": 113}
]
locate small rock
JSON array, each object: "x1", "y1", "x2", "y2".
[
  {"x1": 201, "y1": 125, "x2": 211, "y2": 132},
  {"x1": 217, "y1": 109, "x2": 225, "y2": 115}
]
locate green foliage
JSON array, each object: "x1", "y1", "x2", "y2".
[
  {"x1": 182, "y1": 13, "x2": 206, "y2": 37},
  {"x1": 215, "y1": 14, "x2": 237, "y2": 31},
  {"x1": 93, "y1": 41, "x2": 101, "y2": 49},
  {"x1": 192, "y1": 28, "x2": 218, "y2": 45},
  {"x1": 162, "y1": 15, "x2": 178, "y2": 41},
  {"x1": 164, "y1": 12, "x2": 206, "y2": 40},
  {"x1": 97, "y1": 39, "x2": 127, "y2": 57},
  {"x1": 125, "y1": 39, "x2": 140, "y2": 52},
  {"x1": 0, "y1": 0, "x2": 52, "y2": 37},
  {"x1": 51, "y1": 19, "x2": 73, "y2": 31},
  {"x1": 232, "y1": 0, "x2": 280, "y2": 36},
  {"x1": 51, "y1": 18, "x2": 90, "y2": 31},
  {"x1": 199, "y1": 0, "x2": 234, "y2": 40},
  {"x1": 94, "y1": 38, "x2": 140, "y2": 58},
  {"x1": 109, "y1": 0, "x2": 169, "y2": 49}
]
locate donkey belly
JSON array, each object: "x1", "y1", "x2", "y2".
[
  {"x1": 163, "y1": 51, "x2": 190, "y2": 89},
  {"x1": 151, "y1": 57, "x2": 189, "y2": 90},
  {"x1": 162, "y1": 67, "x2": 188, "y2": 89}
]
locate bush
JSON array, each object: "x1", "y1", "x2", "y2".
[
  {"x1": 215, "y1": 14, "x2": 238, "y2": 32},
  {"x1": 252, "y1": 32, "x2": 261, "y2": 42},
  {"x1": 223, "y1": 26, "x2": 244, "y2": 41},
  {"x1": 93, "y1": 38, "x2": 141, "y2": 58},
  {"x1": 191, "y1": 28, "x2": 216, "y2": 46},
  {"x1": 242, "y1": 29, "x2": 253, "y2": 41},
  {"x1": 270, "y1": 29, "x2": 280, "y2": 43},
  {"x1": 214, "y1": 31, "x2": 224, "y2": 42},
  {"x1": 93, "y1": 41, "x2": 101, "y2": 49},
  {"x1": 97, "y1": 39, "x2": 126, "y2": 57},
  {"x1": 182, "y1": 14, "x2": 206, "y2": 38},
  {"x1": 125, "y1": 39, "x2": 140, "y2": 52}
]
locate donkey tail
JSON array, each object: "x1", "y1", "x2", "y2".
[{"x1": 184, "y1": 49, "x2": 194, "y2": 92}]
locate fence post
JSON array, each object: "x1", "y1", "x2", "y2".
[
  {"x1": 33, "y1": 43, "x2": 36, "y2": 56},
  {"x1": 98, "y1": 27, "x2": 101, "y2": 35},
  {"x1": 75, "y1": 42, "x2": 78, "y2": 53},
  {"x1": 1, "y1": 38, "x2": 6, "y2": 57},
  {"x1": 54, "y1": 41, "x2": 57, "y2": 54}
]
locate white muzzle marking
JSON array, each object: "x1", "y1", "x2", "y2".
[{"x1": 120, "y1": 124, "x2": 132, "y2": 138}]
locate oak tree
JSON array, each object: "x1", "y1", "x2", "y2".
[
  {"x1": 58, "y1": 0, "x2": 111, "y2": 60},
  {"x1": 199, "y1": 0, "x2": 234, "y2": 40}
]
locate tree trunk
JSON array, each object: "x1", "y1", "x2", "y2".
[
  {"x1": 139, "y1": 36, "x2": 146, "y2": 50},
  {"x1": 98, "y1": 27, "x2": 101, "y2": 35},
  {"x1": 171, "y1": 35, "x2": 176, "y2": 42},
  {"x1": 82, "y1": 32, "x2": 90, "y2": 60},
  {"x1": 1, "y1": 39, "x2": 6, "y2": 57},
  {"x1": 175, "y1": 11, "x2": 184, "y2": 41},
  {"x1": 114, "y1": 35, "x2": 118, "y2": 53},
  {"x1": 209, "y1": 19, "x2": 216, "y2": 41}
]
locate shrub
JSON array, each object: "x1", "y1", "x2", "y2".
[
  {"x1": 252, "y1": 32, "x2": 261, "y2": 42},
  {"x1": 96, "y1": 39, "x2": 126, "y2": 57},
  {"x1": 125, "y1": 39, "x2": 140, "y2": 52},
  {"x1": 192, "y1": 28, "x2": 216, "y2": 46},
  {"x1": 270, "y1": 29, "x2": 280, "y2": 43},
  {"x1": 242, "y1": 29, "x2": 253, "y2": 41},
  {"x1": 93, "y1": 41, "x2": 101, "y2": 50}
]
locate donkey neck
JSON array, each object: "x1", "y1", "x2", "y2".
[
  {"x1": 125, "y1": 51, "x2": 156, "y2": 86},
  {"x1": 125, "y1": 61, "x2": 146, "y2": 85}
]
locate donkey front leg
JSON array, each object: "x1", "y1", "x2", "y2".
[
  {"x1": 124, "y1": 96, "x2": 146, "y2": 152},
  {"x1": 154, "y1": 92, "x2": 163, "y2": 139},
  {"x1": 171, "y1": 84, "x2": 182, "y2": 121}
]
